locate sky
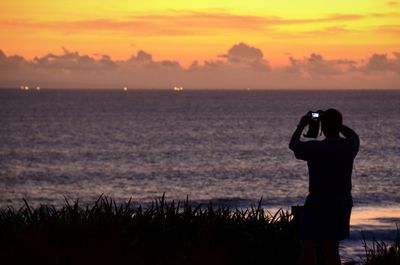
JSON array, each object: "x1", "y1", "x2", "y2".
[{"x1": 0, "y1": 0, "x2": 399, "y2": 89}]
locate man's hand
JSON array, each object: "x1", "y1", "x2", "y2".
[{"x1": 298, "y1": 113, "x2": 311, "y2": 128}]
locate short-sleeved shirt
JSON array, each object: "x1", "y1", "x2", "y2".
[
  {"x1": 291, "y1": 136, "x2": 359, "y2": 194},
  {"x1": 291, "y1": 135, "x2": 359, "y2": 240}
]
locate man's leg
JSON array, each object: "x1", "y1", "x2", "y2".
[
  {"x1": 322, "y1": 240, "x2": 341, "y2": 265},
  {"x1": 301, "y1": 240, "x2": 316, "y2": 265}
]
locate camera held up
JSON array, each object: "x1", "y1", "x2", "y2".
[{"x1": 303, "y1": 110, "x2": 323, "y2": 138}]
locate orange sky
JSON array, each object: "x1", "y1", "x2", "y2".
[
  {"x1": 0, "y1": 0, "x2": 399, "y2": 89},
  {"x1": 1, "y1": 0, "x2": 399, "y2": 66}
]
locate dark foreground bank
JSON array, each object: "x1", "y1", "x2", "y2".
[{"x1": 0, "y1": 196, "x2": 398, "y2": 265}]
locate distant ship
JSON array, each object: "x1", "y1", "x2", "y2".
[
  {"x1": 173, "y1": 86, "x2": 184, "y2": 91},
  {"x1": 19, "y1": 85, "x2": 41, "y2": 91}
]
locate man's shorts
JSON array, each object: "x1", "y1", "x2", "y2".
[{"x1": 301, "y1": 192, "x2": 353, "y2": 241}]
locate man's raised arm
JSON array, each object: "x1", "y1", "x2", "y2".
[
  {"x1": 340, "y1": 124, "x2": 360, "y2": 157},
  {"x1": 289, "y1": 124, "x2": 306, "y2": 150},
  {"x1": 289, "y1": 114, "x2": 309, "y2": 150}
]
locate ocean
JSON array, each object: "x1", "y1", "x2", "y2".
[{"x1": 1, "y1": 89, "x2": 399, "y2": 261}]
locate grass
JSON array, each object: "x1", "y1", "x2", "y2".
[
  {"x1": 0, "y1": 195, "x2": 398, "y2": 265},
  {"x1": 362, "y1": 228, "x2": 400, "y2": 265},
  {"x1": 0, "y1": 195, "x2": 300, "y2": 265}
]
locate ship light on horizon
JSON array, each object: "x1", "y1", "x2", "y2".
[
  {"x1": 123, "y1": 87, "x2": 128, "y2": 91},
  {"x1": 173, "y1": 86, "x2": 184, "y2": 91}
]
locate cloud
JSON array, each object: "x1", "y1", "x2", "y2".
[
  {"x1": 294, "y1": 26, "x2": 353, "y2": 37},
  {"x1": 0, "y1": 12, "x2": 268, "y2": 36},
  {"x1": 376, "y1": 25, "x2": 400, "y2": 35},
  {"x1": 0, "y1": 50, "x2": 25, "y2": 70},
  {"x1": 386, "y1": 1, "x2": 398, "y2": 6},
  {"x1": 0, "y1": 47, "x2": 183, "y2": 88},
  {"x1": 284, "y1": 53, "x2": 358, "y2": 76},
  {"x1": 124, "y1": 50, "x2": 181, "y2": 69},
  {"x1": 226, "y1": 43, "x2": 263, "y2": 63},
  {"x1": 0, "y1": 44, "x2": 399, "y2": 90},
  {"x1": 32, "y1": 47, "x2": 112, "y2": 71},
  {"x1": 219, "y1": 43, "x2": 271, "y2": 71},
  {"x1": 262, "y1": 14, "x2": 363, "y2": 25},
  {"x1": 370, "y1": 11, "x2": 400, "y2": 18},
  {"x1": 365, "y1": 53, "x2": 400, "y2": 74},
  {"x1": 0, "y1": 11, "x2": 376, "y2": 36}
]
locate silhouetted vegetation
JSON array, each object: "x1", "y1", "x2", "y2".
[
  {"x1": 0, "y1": 195, "x2": 300, "y2": 265},
  {"x1": 363, "y1": 229, "x2": 400, "y2": 265},
  {"x1": 0, "y1": 196, "x2": 397, "y2": 265}
]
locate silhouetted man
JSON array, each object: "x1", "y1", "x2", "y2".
[{"x1": 289, "y1": 109, "x2": 359, "y2": 265}]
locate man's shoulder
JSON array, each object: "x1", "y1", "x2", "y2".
[
  {"x1": 340, "y1": 135, "x2": 360, "y2": 148},
  {"x1": 322, "y1": 136, "x2": 359, "y2": 156}
]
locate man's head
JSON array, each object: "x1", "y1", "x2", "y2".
[{"x1": 321, "y1": 108, "x2": 342, "y2": 137}]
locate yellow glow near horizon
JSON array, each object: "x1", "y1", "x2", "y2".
[
  {"x1": 351, "y1": 206, "x2": 400, "y2": 227},
  {"x1": 0, "y1": 0, "x2": 399, "y2": 66}
]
